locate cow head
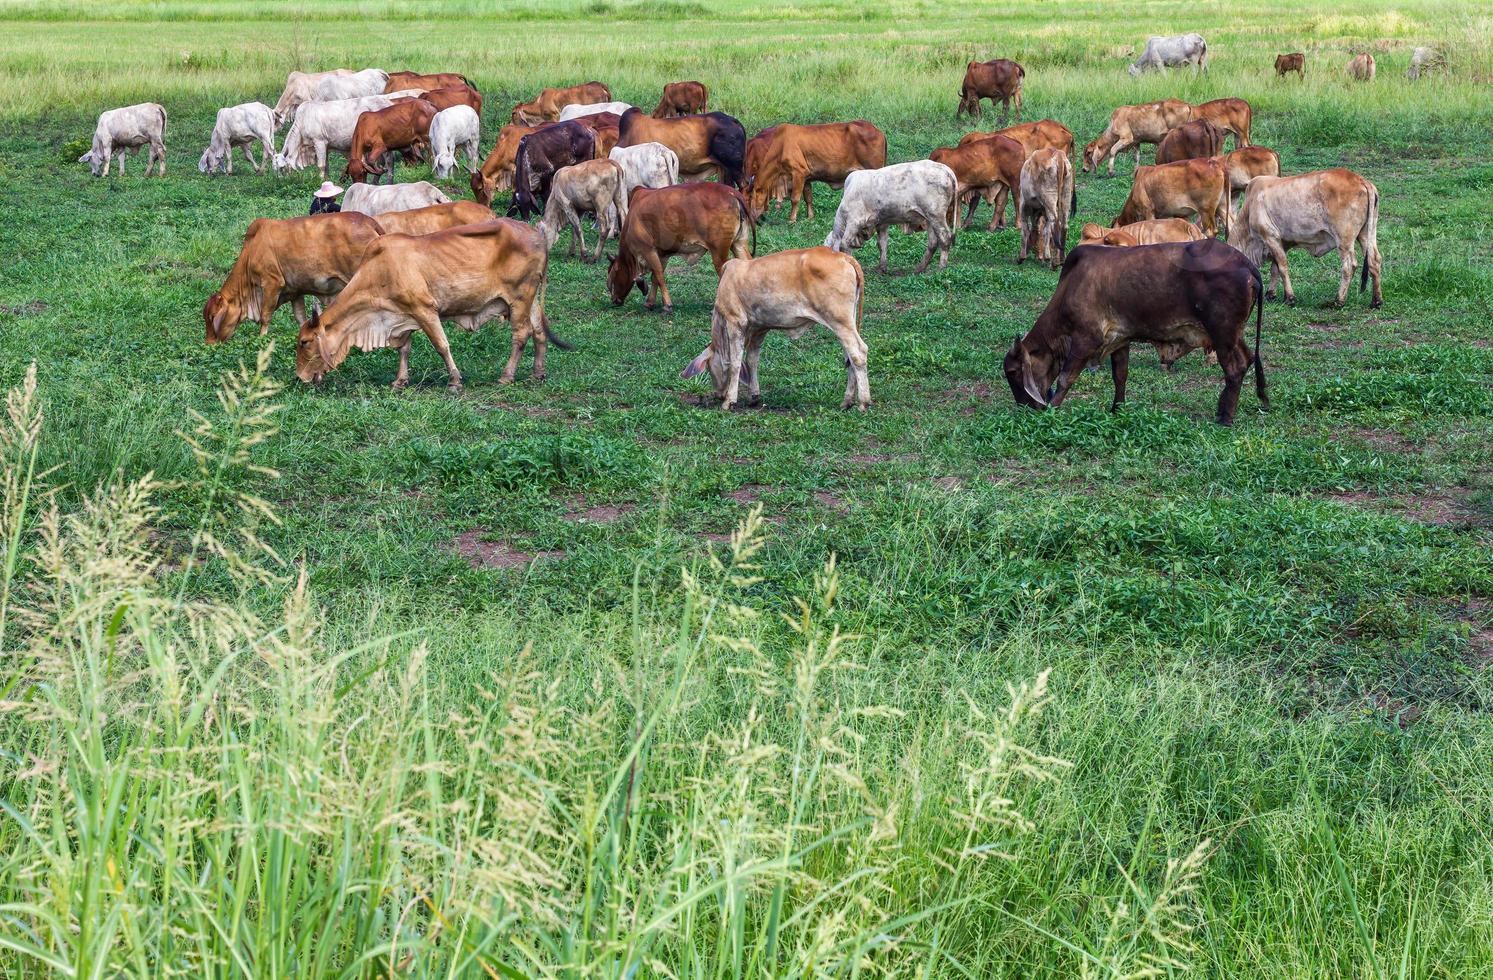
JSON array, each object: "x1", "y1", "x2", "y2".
[
  {"x1": 295, "y1": 309, "x2": 337, "y2": 383},
  {"x1": 202, "y1": 292, "x2": 238, "y2": 344},
  {"x1": 606, "y1": 250, "x2": 646, "y2": 305},
  {"x1": 1081, "y1": 139, "x2": 1102, "y2": 173},
  {"x1": 511, "y1": 104, "x2": 539, "y2": 125},
  {"x1": 470, "y1": 170, "x2": 494, "y2": 205},
  {"x1": 344, "y1": 157, "x2": 371, "y2": 184},
  {"x1": 1003, "y1": 336, "x2": 1054, "y2": 411},
  {"x1": 197, "y1": 147, "x2": 223, "y2": 174}
]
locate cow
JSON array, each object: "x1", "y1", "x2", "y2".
[
  {"x1": 296, "y1": 220, "x2": 567, "y2": 389},
  {"x1": 372, "y1": 200, "x2": 496, "y2": 236},
  {"x1": 1155, "y1": 119, "x2": 1225, "y2": 164},
  {"x1": 1004, "y1": 239, "x2": 1266, "y2": 425},
  {"x1": 957, "y1": 59, "x2": 1024, "y2": 123},
  {"x1": 1129, "y1": 33, "x2": 1209, "y2": 75},
  {"x1": 385, "y1": 71, "x2": 473, "y2": 94},
  {"x1": 608, "y1": 141, "x2": 679, "y2": 197},
  {"x1": 558, "y1": 100, "x2": 632, "y2": 121},
  {"x1": 1275, "y1": 52, "x2": 1305, "y2": 78},
  {"x1": 1348, "y1": 53, "x2": 1376, "y2": 81},
  {"x1": 606, "y1": 183, "x2": 754, "y2": 313},
  {"x1": 273, "y1": 93, "x2": 417, "y2": 178},
  {"x1": 1219, "y1": 145, "x2": 1281, "y2": 206},
  {"x1": 203, "y1": 211, "x2": 384, "y2": 344},
  {"x1": 1193, "y1": 97, "x2": 1252, "y2": 148},
  {"x1": 824, "y1": 160, "x2": 959, "y2": 275},
  {"x1": 342, "y1": 181, "x2": 451, "y2": 217},
  {"x1": 567, "y1": 111, "x2": 622, "y2": 157},
  {"x1": 471, "y1": 123, "x2": 543, "y2": 202},
  {"x1": 616, "y1": 108, "x2": 748, "y2": 186},
  {"x1": 402, "y1": 85, "x2": 483, "y2": 115},
  {"x1": 536, "y1": 159, "x2": 628, "y2": 263},
  {"x1": 1017, "y1": 148, "x2": 1076, "y2": 268},
  {"x1": 959, "y1": 119, "x2": 1075, "y2": 164},
  {"x1": 79, "y1": 103, "x2": 167, "y2": 177},
  {"x1": 653, "y1": 81, "x2": 708, "y2": 118},
  {"x1": 509, "y1": 120, "x2": 597, "y2": 220},
  {"x1": 1407, "y1": 47, "x2": 1444, "y2": 80},
  {"x1": 314, "y1": 68, "x2": 391, "y2": 102},
  {"x1": 1229, "y1": 169, "x2": 1382, "y2": 308},
  {"x1": 680, "y1": 248, "x2": 869, "y2": 412},
  {"x1": 929, "y1": 134, "x2": 1024, "y2": 231},
  {"x1": 198, "y1": 101, "x2": 276, "y2": 175},
  {"x1": 1079, "y1": 218, "x2": 1205, "y2": 246},
  {"x1": 272, "y1": 69, "x2": 353, "y2": 127},
  {"x1": 745, "y1": 120, "x2": 887, "y2": 222},
  {"x1": 429, "y1": 105, "x2": 482, "y2": 177},
  {"x1": 1082, "y1": 99, "x2": 1193, "y2": 175},
  {"x1": 343, "y1": 99, "x2": 437, "y2": 184},
  {"x1": 1115, "y1": 157, "x2": 1230, "y2": 237},
  {"x1": 511, "y1": 82, "x2": 612, "y2": 124}
]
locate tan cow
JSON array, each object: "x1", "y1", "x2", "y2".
[
  {"x1": 512, "y1": 82, "x2": 612, "y2": 124},
  {"x1": 296, "y1": 220, "x2": 566, "y2": 389},
  {"x1": 385, "y1": 71, "x2": 472, "y2": 94},
  {"x1": 1193, "y1": 97, "x2": 1252, "y2": 148},
  {"x1": 1079, "y1": 218, "x2": 1205, "y2": 246},
  {"x1": 536, "y1": 159, "x2": 628, "y2": 264},
  {"x1": 1116, "y1": 157, "x2": 1230, "y2": 237},
  {"x1": 371, "y1": 200, "x2": 495, "y2": 236},
  {"x1": 1218, "y1": 146, "x2": 1281, "y2": 206},
  {"x1": 929, "y1": 133, "x2": 1024, "y2": 231},
  {"x1": 680, "y1": 247, "x2": 868, "y2": 412},
  {"x1": 1155, "y1": 119, "x2": 1225, "y2": 164},
  {"x1": 745, "y1": 120, "x2": 887, "y2": 222},
  {"x1": 1083, "y1": 98, "x2": 1193, "y2": 175},
  {"x1": 471, "y1": 123, "x2": 546, "y2": 203},
  {"x1": 1348, "y1": 53, "x2": 1376, "y2": 81},
  {"x1": 1229, "y1": 169, "x2": 1382, "y2": 307},
  {"x1": 1017, "y1": 148, "x2": 1076, "y2": 268},
  {"x1": 204, "y1": 212, "x2": 385, "y2": 344}
]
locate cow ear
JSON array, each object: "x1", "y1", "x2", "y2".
[
  {"x1": 681, "y1": 347, "x2": 711, "y2": 379},
  {"x1": 1021, "y1": 355, "x2": 1049, "y2": 408}
]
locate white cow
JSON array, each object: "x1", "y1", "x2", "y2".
[
  {"x1": 79, "y1": 103, "x2": 167, "y2": 177},
  {"x1": 313, "y1": 68, "x2": 391, "y2": 102},
  {"x1": 824, "y1": 160, "x2": 958, "y2": 274},
  {"x1": 273, "y1": 93, "x2": 421, "y2": 177},
  {"x1": 1128, "y1": 33, "x2": 1209, "y2": 75},
  {"x1": 341, "y1": 181, "x2": 451, "y2": 217},
  {"x1": 1407, "y1": 47, "x2": 1444, "y2": 80},
  {"x1": 272, "y1": 69, "x2": 353, "y2": 127},
  {"x1": 198, "y1": 102, "x2": 277, "y2": 175},
  {"x1": 608, "y1": 142, "x2": 679, "y2": 196},
  {"x1": 558, "y1": 101, "x2": 633, "y2": 121},
  {"x1": 429, "y1": 105, "x2": 482, "y2": 177}
]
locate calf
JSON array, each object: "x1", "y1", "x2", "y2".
[
  {"x1": 681, "y1": 248, "x2": 869, "y2": 411},
  {"x1": 1348, "y1": 53, "x2": 1376, "y2": 81},
  {"x1": 606, "y1": 183, "x2": 754, "y2": 313},
  {"x1": 372, "y1": 200, "x2": 495, "y2": 236},
  {"x1": 512, "y1": 82, "x2": 612, "y2": 124},
  {"x1": 1079, "y1": 218, "x2": 1204, "y2": 246},
  {"x1": 957, "y1": 59, "x2": 1024, "y2": 123},
  {"x1": 1155, "y1": 119, "x2": 1224, "y2": 164},
  {"x1": 608, "y1": 141, "x2": 679, "y2": 197},
  {"x1": 929, "y1": 134, "x2": 1024, "y2": 231},
  {"x1": 824, "y1": 160, "x2": 959, "y2": 274},
  {"x1": 385, "y1": 71, "x2": 473, "y2": 94},
  {"x1": 558, "y1": 100, "x2": 632, "y2": 121},
  {"x1": 746, "y1": 120, "x2": 887, "y2": 222},
  {"x1": 314, "y1": 68, "x2": 390, "y2": 102},
  {"x1": 273, "y1": 68, "x2": 353, "y2": 127},
  {"x1": 653, "y1": 81, "x2": 708, "y2": 117},
  {"x1": 429, "y1": 105, "x2": 481, "y2": 177},
  {"x1": 296, "y1": 220, "x2": 566, "y2": 388},
  {"x1": 1193, "y1": 97, "x2": 1252, "y2": 148},
  {"x1": 509, "y1": 120, "x2": 597, "y2": 219},
  {"x1": 1219, "y1": 145, "x2": 1280, "y2": 206},
  {"x1": 1004, "y1": 239, "x2": 1266, "y2": 425},
  {"x1": 1407, "y1": 47, "x2": 1444, "y2": 80},
  {"x1": 616, "y1": 107, "x2": 747, "y2": 186},
  {"x1": 1275, "y1": 52, "x2": 1305, "y2": 78},
  {"x1": 471, "y1": 123, "x2": 543, "y2": 202},
  {"x1": 1083, "y1": 98, "x2": 1193, "y2": 175},
  {"x1": 1129, "y1": 33, "x2": 1209, "y2": 75},
  {"x1": 344, "y1": 99, "x2": 437, "y2": 183},
  {"x1": 536, "y1": 159, "x2": 628, "y2": 264},
  {"x1": 198, "y1": 101, "x2": 276, "y2": 174},
  {"x1": 1017, "y1": 148, "x2": 1076, "y2": 268},
  {"x1": 80, "y1": 103, "x2": 167, "y2": 177},
  {"x1": 203, "y1": 212, "x2": 384, "y2": 343},
  {"x1": 1229, "y1": 169, "x2": 1382, "y2": 307},
  {"x1": 1116, "y1": 157, "x2": 1230, "y2": 237},
  {"x1": 342, "y1": 180, "x2": 451, "y2": 217}
]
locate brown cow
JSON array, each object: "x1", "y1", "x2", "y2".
[
  {"x1": 653, "y1": 81, "x2": 708, "y2": 117},
  {"x1": 296, "y1": 220, "x2": 568, "y2": 389},
  {"x1": 385, "y1": 71, "x2": 473, "y2": 94},
  {"x1": 568, "y1": 111, "x2": 621, "y2": 158},
  {"x1": 1275, "y1": 52, "x2": 1305, "y2": 78},
  {"x1": 929, "y1": 133, "x2": 1024, "y2": 231},
  {"x1": 1079, "y1": 218, "x2": 1205, "y2": 247},
  {"x1": 606, "y1": 183, "x2": 754, "y2": 314},
  {"x1": 957, "y1": 59, "x2": 1024, "y2": 123},
  {"x1": 1155, "y1": 119, "x2": 1225, "y2": 164},
  {"x1": 616, "y1": 108, "x2": 748, "y2": 186},
  {"x1": 511, "y1": 82, "x2": 612, "y2": 124},
  {"x1": 372, "y1": 200, "x2": 496, "y2": 236},
  {"x1": 1193, "y1": 97, "x2": 1252, "y2": 148},
  {"x1": 1219, "y1": 146, "x2": 1281, "y2": 206},
  {"x1": 1083, "y1": 98, "x2": 1193, "y2": 175},
  {"x1": 1348, "y1": 53, "x2": 1376, "y2": 81},
  {"x1": 472, "y1": 123, "x2": 544, "y2": 202},
  {"x1": 344, "y1": 100, "x2": 436, "y2": 184},
  {"x1": 203, "y1": 212, "x2": 385, "y2": 344},
  {"x1": 404, "y1": 85, "x2": 483, "y2": 116},
  {"x1": 745, "y1": 120, "x2": 887, "y2": 222},
  {"x1": 1116, "y1": 157, "x2": 1230, "y2": 237},
  {"x1": 1017, "y1": 147, "x2": 1076, "y2": 268},
  {"x1": 961, "y1": 119, "x2": 1075, "y2": 163}
]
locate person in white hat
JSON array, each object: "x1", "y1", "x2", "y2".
[{"x1": 309, "y1": 180, "x2": 343, "y2": 216}]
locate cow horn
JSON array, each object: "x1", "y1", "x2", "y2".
[{"x1": 1021, "y1": 354, "x2": 1050, "y2": 409}]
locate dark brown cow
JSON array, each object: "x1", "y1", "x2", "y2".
[
  {"x1": 745, "y1": 120, "x2": 887, "y2": 222},
  {"x1": 653, "y1": 81, "x2": 708, "y2": 117},
  {"x1": 509, "y1": 120, "x2": 596, "y2": 219},
  {"x1": 929, "y1": 133, "x2": 1024, "y2": 231},
  {"x1": 957, "y1": 59, "x2": 1024, "y2": 123},
  {"x1": 1193, "y1": 97, "x2": 1252, "y2": 148},
  {"x1": 472, "y1": 123, "x2": 545, "y2": 203},
  {"x1": 616, "y1": 107, "x2": 748, "y2": 186},
  {"x1": 1275, "y1": 52, "x2": 1305, "y2": 78},
  {"x1": 512, "y1": 82, "x2": 612, "y2": 124},
  {"x1": 344, "y1": 99, "x2": 437, "y2": 184},
  {"x1": 385, "y1": 71, "x2": 473, "y2": 94},
  {"x1": 1004, "y1": 239, "x2": 1266, "y2": 425},
  {"x1": 606, "y1": 183, "x2": 754, "y2": 314},
  {"x1": 1155, "y1": 119, "x2": 1225, "y2": 164}
]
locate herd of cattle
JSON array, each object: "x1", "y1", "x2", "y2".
[{"x1": 79, "y1": 37, "x2": 1416, "y2": 425}]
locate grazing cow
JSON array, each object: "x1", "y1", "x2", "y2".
[
  {"x1": 929, "y1": 134, "x2": 1024, "y2": 231},
  {"x1": 653, "y1": 81, "x2": 708, "y2": 118},
  {"x1": 957, "y1": 59, "x2": 1025, "y2": 122},
  {"x1": 960, "y1": 119, "x2": 1075, "y2": 164},
  {"x1": 745, "y1": 120, "x2": 888, "y2": 222},
  {"x1": 1129, "y1": 33, "x2": 1209, "y2": 75},
  {"x1": 1407, "y1": 47, "x2": 1444, "y2": 80},
  {"x1": 402, "y1": 85, "x2": 483, "y2": 115},
  {"x1": 314, "y1": 68, "x2": 391, "y2": 102},
  {"x1": 1275, "y1": 52, "x2": 1305, "y2": 78},
  {"x1": 558, "y1": 100, "x2": 632, "y2": 121},
  {"x1": 1116, "y1": 157, "x2": 1230, "y2": 237},
  {"x1": 1348, "y1": 53, "x2": 1376, "y2": 81},
  {"x1": 342, "y1": 180, "x2": 451, "y2": 217},
  {"x1": 1017, "y1": 148, "x2": 1076, "y2": 268},
  {"x1": 272, "y1": 69, "x2": 353, "y2": 127},
  {"x1": 509, "y1": 120, "x2": 597, "y2": 219},
  {"x1": 1229, "y1": 169, "x2": 1382, "y2": 307},
  {"x1": 608, "y1": 141, "x2": 679, "y2": 196},
  {"x1": 429, "y1": 105, "x2": 482, "y2": 177},
  {"x1": 1079, "y1": 218, "x2": 1205, "y2": 246},
  {"x1": 1004, "y1": 239, "x2": 1266, "y2": 425},
  {"x1": 1193, "y1": 97, "x2": 1252, "y2": 148},
  {"x1": 1219, "y1": 146, "x2": 1281, "y2": 206},
  {"x1": 824, "y1": 160, "x2": 959, "y2": 275},
  {"x1": 297, "y1": 220, "x2": 566, "y2": 388},
  {"x1": 512, "y1": 82, "x2": 612, "y2": 124},
  {"x1": 471, "y1": 123, "x2": 543, "y2": 202},
  {"x1": 537, "y1": 159, "x2": 628, "y2": 263},
  {"x1": 344, "y1": 99, "x2": 437, "y2": 183},
  {"x1": 203, "y1": 212, "x2": 384, "y2": 343},
  {"x1": 616, "y1": 108, "x2": 748, "y2": 186},
  {"x1": 198, "y1": 101, "x2": 276, "y2": 175},
  {"x1": 1083, "y1": 98, "x2": 1193, "y2": 175},
  {"x1": 79, "y1": 103, "x2": 167, "y2": 177},
  {"x1": 385, "y1": 71, "x2": 473, "y2": 94},
  {"x1": 1155, "y1": 119, "x2": 1225, "y2": 164},
  {"x1": 606, "y1": 183, "x2": 754, "y2": 313},
  {"x1": 372, "y1": 200, "x2": 496, "y2": 236},
  {"x1": 681, "y1": 248, "x2": 869, "y2": 412},
  {"x1": 274, "y1": 94, "x2": 414, "y2": 177}
]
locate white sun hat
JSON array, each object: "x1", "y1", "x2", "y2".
[{"x1": 314, "y1": 181, "x2": 344, "y2": 198}]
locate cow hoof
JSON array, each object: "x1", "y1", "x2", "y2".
[
  {"x1": 661, "y1": 305, "x2": 674, "y2": 315},
  {"x1": 447, "y1": 383, "x2": 463, "y2": 394},
  {"x1": 498, "y1": 375, "x2": 515, "y2": 385},
  {"x1": 391, "y1": 379, "x2": 408, "y2": 391},
  {"x1": 532, "y1": 372, "x2": 546, "y2": 382},
  {"x1": 1370, "y1": 299, "x2": 1383, "y2": 309}
]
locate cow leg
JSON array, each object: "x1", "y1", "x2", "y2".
[
  {"x1": 1109, "y1": 345, "x2": 1130, "y2": 412},
  {"x1": 1014, "y1": 88, "x2": 1023, "y2": 122},
  {"x1": 788, "y1": 173, "x2": 804, "y2": 223},
  {"x1": 743, "y1": 332, "x2": 764, "y2": 407},
  {"x1": 568, "y1": 206, "x2": 585, "y2": 260},
  {"x1": 805, "y1": 183, "x2": 815, "y2": 221},
  {"x1": 914, "y1": 227, "x2": 938, "y2": 274},
  {"x1": 259, "y1": 137, "x2": 275, "y2": 173},
  {"x1": 392, "y1": 338, "x2": 413, "y2": 390},
  {"x1": 413, "y1": 312, "x2": 463, "y2": 392},
  {"x1": 720, "y1": 331, "x2": 746, "y2": 411},
  {"x1": 316, "y1": 142, "x2": 328, "y2": 179},
  {"x1": 877, "y1": 227, "x2": 890, "y2": 274},
  {"x1": 645, "y1": 253, "x2": 672, "y2": 313},
  {"x1": 1049, "y1": 339, "x2": 1097, "y2": 407},
  {"x1": 224, "y1": 148, "x2": 234, "y2": 175},
  {"x1": 289, "y1": 295, "x2": 308, "y2": 333},
  {"x1": 1362, "y1": 236, "x2": 1384, "y2": 308},
  {"x1": 1017, "y1": 208, "x2": 1034, "y2": 263},
  {"x1": 1334, "y1": 242, "x2": 1355, "y2": 307},
  {"x1": 963, "y1": 191, "x2": 981, "y2": 230},
  {"x1": 1215, "y1": 344, "x2": 1248, "y2": 425},
  {"x1": 153, "y1": 140, "x2": 166, "y2": 176},
  {"x1": 1265, "y1": 240, "x2": 1295, "y2": 304},
  {"x1": 832, "y1": 319, "x2": 871, "y2": 411},
  {"x1": 100, "y1": 143, "x2": 114, "y2": 177}
]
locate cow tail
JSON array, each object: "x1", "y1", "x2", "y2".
[
  {"x1": 1360, "y1": 184, "x2": 1378, "y2": 294},
  {"x1": 853, "y1": 255, "x2": 865, "y2": 336},
  {"x1": 158, "y1": 104, "x2": 168, "y2": 142},
  {"x1": 537, "y1": 263, "x2": 574, "y2": 351},
  {"x1": 1251, "y1": 262, "x2": 1264, "y2": 386},
  {"x1": 735, "y1": 192, "x2": 756, "y2": 257},
  {"x1": 944, "y1": 170, "x2": 958, "y2": 241}
]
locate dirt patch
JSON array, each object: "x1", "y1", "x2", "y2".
[
  {"x1": 814, "y1": 490, "x2": 850, "y2": 512},
  {"x1": 849, "y1": 453, "x2": 894, "y2": 464},
  {"x1": 0, "y1": 300, "x2": 47, "y2": 317},
  {"x1": 1364, "y1": 692, "x2": 1423, "y2": 728},
  {"x1": 1330, "y1": 489, "x2": 1483, "y2": 527},
  {"x1": 1350, "y1": 428, "x2": 1415, "y2": 453},
  {"x1": 720, "y1": 456, "x2": 755, "y2": 466},
  {"x1": 700, "y1": 531, "x2": 733, "y2": 543},
  {"x1": 451, "y1": 530, "x2": 563, "y2": 569},
  {"x1": 1459, "y1": 600, "x2": 1493, "y2": 668},
  {"x1": 564, "y1": 494, "x2": 634, "y2": 524},
  {"x1": 727, "y1": 483, "x2": 777, "y2": 504},
  {"x1": 932, "y1": 476, "x2": 965, "y2": 491}
]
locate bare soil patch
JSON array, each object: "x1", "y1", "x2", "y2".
[
  {"x1": 727, "y1": 484, "x2": 777, "y2": 504},
  {"x1": 0, "y1": 300, "x2": 47, "y2": 317},
  {"x1": 1459, "y1": 600, "x2": 1492, "y2": 668},
  {"x1": 564, "y1": 494, "x2": 634, "y2": 524},
  {"x1": 814, "y1": 490, "x2": 850, "y2": 512},
  {"x1": 451, "y1": 530, "x2": 563, "y2": 569},
  {"x1": 1330, "y1": 489, "x2": 1483, "y2": 527}
]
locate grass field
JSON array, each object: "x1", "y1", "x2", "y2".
[{"x1": 0, "y1": 0, "x2": 1491, "y2": 975}]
